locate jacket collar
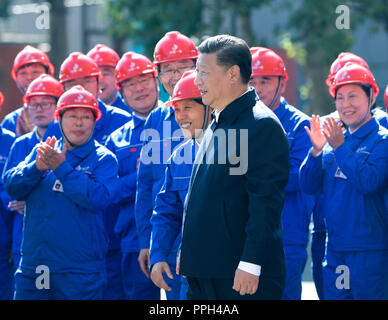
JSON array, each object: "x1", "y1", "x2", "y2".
[
  {"x1": 273, "y1": 97, "x2": 287, "y2": 121},
  {"x1": 216, "y1": 88, "x2": 256, "y2": 126},
  {"x1": 345, "y1": 117, "x2": 379, "y2": 139}
]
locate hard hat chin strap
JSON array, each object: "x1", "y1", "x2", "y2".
[{"x1": 267, "y1": 77, "x2": 283, "y2": 110}]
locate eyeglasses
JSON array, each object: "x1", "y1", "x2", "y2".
[
  {"x1": 159, "y1": 65, "x2": 195, "y2": 77},
  {"x1": 28, "y1": 102, "x2": 56, "y2": 110}
]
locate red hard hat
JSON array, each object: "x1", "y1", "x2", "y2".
[
  {"x1": 329, "y1": 62, "x2": 379, "y2": 98},
  {"x1": 23, "y1": 74, "x2": 64, "y2": 105},
  {"x1": 115, "y1": 51, "x2": 158, "y2": 89},
  {"x1": 55, "y1": 85, "x2": 101, "y2": 121},
  {"x1": 166, "y1": 70, "x2": 201, "y2": 107},
  {"x1": 11, "y1": 45, "x2": 55, "y2": 81},
  {"x1": 87, "y1": 44, "x2": 120, "y2": 68},
  {"x1": 0, "y1": 91, "x2": 4, "y2": 106},
  {"x1": 251, "y1": 48, "x2": 288, "y2": 81},
  {"x1": 326, "y1": 52, "x2": 369, "y2": 87},
  {"x1": 153, "y1": 31, "x2": 198, "y2": 64},
  {"x1": 249, "y1": 47, "x2": 265, "y2": 55},
  {"x1": 384, "y1": 85, "x2": 388, "y2": 112},
  {"x1": 59, "y1": 52, "x2": 102, "y2": 83}
]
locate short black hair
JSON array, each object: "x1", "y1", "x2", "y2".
[{"x1": 197, "y1": 35, "x2": 252, "y2": 84}]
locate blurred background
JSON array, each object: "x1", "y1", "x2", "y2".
[{"x1": 0, "y1": 0, "x2": 387, "y2": 122}]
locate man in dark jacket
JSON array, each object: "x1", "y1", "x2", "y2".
[{"x1": 178, "y1": 35, "x2": 290, "y2": 300}]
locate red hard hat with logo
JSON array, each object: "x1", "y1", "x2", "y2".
[
  {"x1": 115, "y1": 51, "x2": 158, "y2": 89},
  {"x1": 329, "y1": 62, "x2": 379, "y2": 98},
  {"x1": 249, "y1": 47, "x2": 265, "y2": 55},
  {"x1": 166, "y1": 70, "x2": 201, "y2": 107},
  {"x1": 326, "y1": 52, "x2": 369, "y2": 87},
  {"x1": 59, "y1": 52, "x2": 102, "y2": 83},
  {"x1": 55, "y1": 85, "x2": 101, "y2": 121},
  {"x1": 23, "y1": 74, "x2": 64, "y2": 104},
  {"x1": 153, "y1": 31, "x2": 198, "y2": 65},
  {"x1": 0, "y1": 91, "x2": 4, "y2": 106},
  {"x1": 87, "y1": 44, "x2": 120, "y2": 68},
  {"x1": 11, "y1": 45, "x2": 55, "y2": 81},
  {"x1": 251, "y1": 48, "x2": 288, "y2": 81}
]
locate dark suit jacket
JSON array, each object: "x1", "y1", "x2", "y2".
[{"x1": 180, "y1": 89, "x2": 289, "y2": 285}]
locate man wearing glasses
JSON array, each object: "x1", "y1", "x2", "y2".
[{"x1": 135, "y1": 31, "x2": 198, "y2": 299}]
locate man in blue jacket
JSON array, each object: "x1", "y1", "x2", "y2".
[
  {"x1": 135, "y1": 31, "x2": 198, "y2": 299},
  {"x1": 3, "y1": 74, "x2": 64, "y2": 280},
  {"x1": 3, "y1": 85, "x2": 119, "y2": 300},
  {"x1": 249, "y1": 48, "x2": 314, "y2": 300},
  {"x1": 149, "y1": 70, "x2": 210, "y2": 300},
  {"x1": 104, "y1": 51, "x2": 161, "y2": 300},
  {"x1": 1, "y1": 45, "x2": 55, "y2": 136},
  {"x1": 0, "y1": 91, "x2": 16, "y2": 299},
  {"x1": 87, "y1": 44, "x2": 131, "y2": 114}
]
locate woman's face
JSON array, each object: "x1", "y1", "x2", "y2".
[
  {"x1": 61, "y1": 107, "x2": 95, "y2": 146},
  {"x1": 335, "y1": 84, "x2": 374, "y2": 130}
]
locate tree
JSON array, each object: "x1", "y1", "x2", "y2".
[
  {"x1": 278, "y1": 0, "x2": 356, "y2": 116},
  {"x1": 104, "y1": 0, "x2": 203, "y2": 58}
]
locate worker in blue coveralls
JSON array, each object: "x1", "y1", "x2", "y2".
[
  {"x1": 3, "y1": 85, "x2": 119, "y2": 300},
  {"x1": 58, "y1": 52, "x2": 130, "y2": 299},
  {"x1": 135, "y1": 31, "x2": 198, "y2": 299},
  {"x1": 3, "y1": 74, "x2": 63, "y2": 282},
  {"x1": 59, "y1": 51, "x2": 131, "y2": 145},
  {"x1": 249, "y1": 48, "x2": 314, "y2": 300},
  {"x1": 299, "y1": 62, "x2": 388, "y2": 300},
  {"x1": 87, "y1": 44, "x2": 131, "y2": 114},
  {"x1": 1, "y1": 45, "x2": 55, "y2": 137},
  {"x1": 0, "y1": 91, "x2": 16, "y2": 299},
  {"x1": 104, "y1": 51, "x2": 161, "y2": 300},
  {"x1": 150, "y1": 70, "x2": 211, "y2": 300}
]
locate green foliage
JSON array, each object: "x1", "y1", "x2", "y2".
[{"x1": 104, "y1": 0, "x2": 203, "y2": 58}]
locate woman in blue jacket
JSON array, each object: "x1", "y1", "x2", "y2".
[
  {"x1": 299, "y1": 62, "x2": 388, "y2": 300},
  {"x1": 3, "y1": 86, "x2": 119, "y2": 300}
]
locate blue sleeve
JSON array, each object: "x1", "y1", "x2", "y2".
[
  {"x1": 334, "y1": 137, "x2": 388, "y2": 194},
  {"x1": 285, "y1": 120, "x2": 312, "y2": 192},
  {"x1": 1, "y1": 112, "x2": 18, "y2": 134},
  {"x1": 53, "y1": 153, "x2": 119, "y2": 211},
  {"x1": 134, "y1": 115, "x2": 156, "y2": 249},
  {"x1": 2, "y1": 147, "x2": 45, "y2": 200},
  {"x1": 299, "y1": 151, "x2": 324, "y2": 195},
  {"x1": 150, "y1": 165, "x2": 183, "y2": 266}
]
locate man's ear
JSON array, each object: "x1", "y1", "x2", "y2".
[{"x1": 228, "y1": 65, "x2": 241, "y2": 84}]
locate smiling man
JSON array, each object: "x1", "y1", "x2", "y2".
[{"x1": 179, "y1": 35, "x2": 290, "y2": 300}]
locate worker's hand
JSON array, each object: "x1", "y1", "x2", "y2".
[
  {"x1": 323, "y1": 116, "x2": 345, "y2": 150},
  {"x1": 8, "y1": 200, "x2": 26, "y2": 215},
  {"x1": 233, "y1": 269, "x2": 259, "y2": 296},
  {"x1": 150, "y1": 261, "x2": 173, "y2": 291},
  {"x1": 138, "y1": 248, "x2": 151, "y2": 278},
  {"x1": 37, "y1": 137, "x2": 67, "y2": 171},
  {"x1": 305, "y1": 115, "x2": 327, "y2": 156},
  {"x1": 16, "y1": 107, "x2": 34, "y2": 137}
]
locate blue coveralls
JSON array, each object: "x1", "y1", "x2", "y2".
[
  {"x1": 2, "y1": 137, "x2": 119, "y2": 300},
  {"x1": 3, "y1": 122, "x2": 62, "y2": 274},
  {"x1": 150, "y1": 138, "x2": 197, "y2": 300},
  {"x1": 0, "y1": 127, "x2": 16, "y2": 299},
  {"x1": 135, "y1": 103, "x2": 185, "y2": 299},
  {"x1": 105, "y1": 115, "x2": 160, "y2": 300},
  {"x1": 1, "y1": 107, "x2": 23, "y2": 135},
  {"x1": 273, "y1": 98, "x2": 315, "y2": 300},
  {"x1": 111, "y1": 91, "x2": 133, "y2": 115},
  {"x1": 310, "y1": 108, "x2": 388, "y2": 300},
  {"x1": 299, "y1": 118, "x2": 388, "y2": 300}
]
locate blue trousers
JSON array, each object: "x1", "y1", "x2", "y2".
[
  {"x1": 121, "y1": 252, "x2": 160, "y2": 300},
  {"x1": 311, "y1": 232, "x2": 326, "y2": 300},
  {"x1": 14, "y1": 269, "x2": 105, "y2": 300},
  {"x1": 323, "y1": 248, "x2": 388, "y2": 300},
  {"x1": 281, "y1": 244, "x2": 307, "y2": 300},
  {"x1": 103, "y1": 248, "x2": 124, "y2": 300}
]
